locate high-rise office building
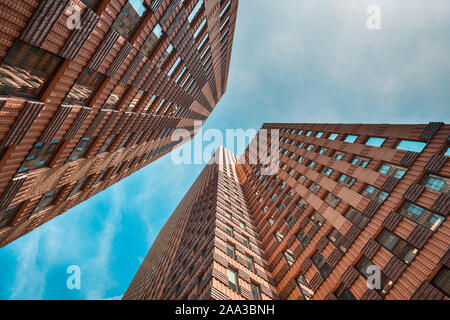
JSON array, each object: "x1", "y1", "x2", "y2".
[
  {"x1": 125, "y1": 122, "x2": 449, "y2": 300},
  {"x1": 0, "y1": 0, "x2": 238, "y2": 248}
]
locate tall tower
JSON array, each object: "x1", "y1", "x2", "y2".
[
  {"x1": 125, "y1": 122, "x2": 449, "y2": 300},
  {"x1": 0, "y1": 0, "x2": 239, "y2": 248},
  {"x1": 124, "y1": 147, "x2": 277, "y2": 300}
]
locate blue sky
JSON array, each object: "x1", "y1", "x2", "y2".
[{"x1": 0, "y1": 0, "x2": 449, "y2": 300}]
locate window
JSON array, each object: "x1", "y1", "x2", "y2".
[
  {"x1": 188, "y1": 0, "x2": 203, "y2": 23},
  {"x1": 323, "y1": 192, "x2": 341, "y2": 208},
  {"x1": 333, "y1": 151, "x2": 346, "y2": 160},
  {"x1": 344, "y1": 135, "x2": 358, "y2": 143},
  {"x1": 366, "y1": 137, "x2": 386, "y2": 147},
  {"x1": 98, "y1": 134, "x2": 116, "y2": 154},
  {"x1": 309, "y1": 182, "x2": 321, "y2": 194},
  {"x1": 284, "y1": 250, "x2": 296, "y2": 267},
  {"x1": 64, "y1": 68, "x2": 105, "y2": 105},
  {"x1": 140, "y1": 23, "x2": 163, "y2": 56},
  {"x1": 242, "y1": 236, "x2": 249, "y2": 247},
  {"x1": 298, "y1": 175, "x2": 307, "y2": 184},
  {"x1": 33, "y1": 188, "x2": 62, "y2": 214},
  {"x1": 338, "y1": 174, "x2": 356, "y2": 188},
  {"x1": 328, "y1": 133, "x2": 339, "y2": 140},
  {"x1": 335, "y1": 284, "x2": 356, "y2": 300},
  {"x1": 421, "y1": 173, "x2": 449, "y2": 195},
  {"x1": 81, "y1": 0, "x2": 101, "y2": 10},
  {"x1": 298, "y1": 199, "x2": 308, "y2": 212},
  {"x1": 316, "y1": 132, "x2": 324, "y2": 138},
  {"x1": 297, "y1": 274, "x2": 314, "y2": 300},
  {"x1": 306, "y1": 131, "x2": 313, "y2": 136},
  {"x1": 0, "y1": 40, "x2": 62, "y2": 98},
  {"x1": 157, "y1": 43, "x2": 174, "y2": 69},
  {"x1": 67, "y1": 137, "x2": 94, "y2": 163},
  {"x1": 227, "y1": 268, "x2": 238, "y2": 292},
  {"x1": 356, "y1": 256, "x2": 393, "y2": 297},
  {"x1": 396, "y1": 140, "x2": 427, "y2": 153},
  {"x1": 311, "y1": 251, "x2": 332, "y2": 278},
  {"x1": 225, "y1": 224, "x2": 233, "y2": 236},
  {"x1": 224, "y1": 212, "x2": 231, "y2": 220},
  {"x1": 251, "y1": 282, "x2": 261, "y2": 300},
  {"x1": 328, "y1": 228, "x2": 351, "y2": 253},
  {"x1": 275, "y1": 231, "x2": 284, "y2": 243},
  {"x1": 308, "y1": 161, "x2": 317, "y2": 169},
  {"x1": 0, "y1": 204, "x2": 21, "y2": 229},
  {"x1": 226, "y1": 242, "x2": 235, "y2": 259},
  {"x1": 318, "y1": 147, "x2": 328, "y2": 155},
  {"x1": 94, "y1": 169, "x2": 108, "y2": 185},
  {"x1": 444, "y1": 145, "x2": 450, "y2": 157},
  {"x1": 18, "y1": 140, "x2": 61, "y2": 173},
  {"x1": 306, "y1": 144, "x2": 314, "y2": 151},
  {"x1": 286, "y1": 215, "x2": 295, "y2": 227},
  {"x1": 245, "y1": 255, "x2": 254, "y2": 271},
  {"x1": 431, "y1": 266, "x2": 449, "y2": 296},
  {"x1": 377, "y1": 162, "x2": 407, "y2": 179},
  {"x1": 360, "y1": 185, "x2": 389, "y2": 203},
  {"x1": 398, "y1": 202, "x2": 444, "y2": 231},
  {"x1": 68, "y1": 177, "x2": 88, "y2": 198},
  {"x1": 344, "y1": 207, "x2": 369, "y2": 229},
  {"x1": 104, "y1": 82, "x2": 128, "y2": 110},
  {"x1": 113, "y1": 0, "x2": 148, "y2": 40},
  {"x1": 297, "y1": 230, "x2": 311, "y2": 248},
  {"x1": 376, "y1": 229, "x2": 418, "y2": 264},
  {"x1": 310, "y1": 211, "x2": 325, "y2": 228},
  {"x1": 352, "y1": 156, "x2": 370, "y2": 168}
]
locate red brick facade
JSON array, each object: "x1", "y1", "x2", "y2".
[
  {"x1": 0, "y1": 0, "x2": 238, "y2": 247},
  {"x1": 125, "y1": 123, "x2": 449, "y2": 300}
]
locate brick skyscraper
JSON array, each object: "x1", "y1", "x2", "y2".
[
  {"x1": 124, "y1": 122, "x2": 449, "y2": 300},
  {"x1": 0, "y1": 0, "x2": 238, "y2": 248}
]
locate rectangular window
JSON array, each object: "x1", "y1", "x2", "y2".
[
  {"x1": 33, "y1": 188, "x2": 62, "y2": 214},
  {"x1": 297, "y1": 274, "x2": 314, "y2": 300},
  {"x1": 157, "y1": 43, "x2": 174, "y2": 69},
  {"x1": 0, "y1": 204, "x2": 22, "y2": 229},
  {"x1": 360, "y1": 185, "x2": 389, "y2": 203},
  {"x1": 323, "y1": 192, "x2": 341, "y2": 208},
  {"x1": 275, "y1": 231, "x2": 284, "y2": 243},
  {"x1": 104, "y1": 82, "x2": 128, "y2": 110},
  {"x1": 376, "y1": 229, "x2": 418, "y2": 264},
  {"x1": 377, "y1": 162, "x2": 407, "y2": 179},
  {"x1": 242, "y1": 236, "x2": 249, "y2": 247},
  {"x1": 333, "y1": 151, "x2": 346, "y2": 160},
  {"x1": 421, "y1": 173, "x2": 449, "y2": 195},
  {"x1": 227, "y1": 268, "x2": 238, "y2": 292},
  {"x1": 398, "y1": 202, "x2": 444, "y2": 231},
  {"x1": 356, "y1": 256, "x2": 393, "y2": 297},
  {"x1": 64, "y1": 68, "x2": 105, "y2": 105},
  {"x1": 344, "y1": 207, "x2": 369, "y2": 229},
  {"x1": 431, "y1": 266, "x2": 449, "y2": 296},
  {"x1": 0, "y1": 40, "x2": 62, "y2": 98},
  {"x1": 140, "y1": 23, "x2": 163, "y2": 56},
  {"x1": 352, "y1": 156, "x2": 371, "y2": 168},
  {"x1": 250, "y1": 282, "x2": 261, "y2": 300},
  {"x1": 310, "y1": 211, "x2": 325, "y2": 228},
  {"x1": 68, "y1": 177, "x2": 88, "y2": 198},
  {"x1": 284, "y1": 250, "x2": 296, "y2": 267},
  {"x1": 67, "y1": 137, "x2": 94, "y2": 163},
  {"x1": 225, "y1": 224, "x2": 233, "y2": 236},
  {"x1": 396, "y1": 140, "x2": 427, "y2": 153},
  {"x1": 365, "y1": 137, "x2": 386, "y2": 147},
  {"x1": 297, "y1": 230, "x2": 311, "y2": 248},
  {"x1": 318, "y1": 147, "x2": 328, "y2": 155},
  {"x1": 113, "y1": 0, "x2": 148, "y2": 40},
  {"x1": 344, "y1": 135, "x2": 359, "y2": 143},
  {"x1": 94, "y1": 169, "x2": 108, "y2": 185},
  {"x1": 188, "y1": 0, "x2": 203, "y2": 23},
  {"x1": 306, "y1": 131, "x2": 313, "y2": 136},
  {"x1": 338, "y1": 174, "x2": 356, "y2": 188},
  {"x1": 309, "y1": 182, "x2": 321, "y2": 194},
  {"x1": 246, "y1": 255, "x2": 254, "y2": 271},
  {"x1": 127, "y1": 89, "x2": 144, "y2": 112},
  {"x1": 328, "y1": 133, "x2": 338, "y2": 140},
  {"x1": 167, "y1": 57, "x2": 181, "y2": 77},
  {"x1": 328, "y1": 228, "x2": 351, "y2": 254},
  {"x1": 335, "y1": 284, "x2": 356, "y2": 300},
  {"x1": 226, "y1": 242, "x2": 235, "y2": 259},
  {"x1": 19, "y1": 140, "x2": 61, "y2": 173},
  {"x1": 98, "y1": 134, "x2": 116, "y2": 154},
  {"x1": 316, "y1": 132, "x2": 324, "y2": 138},
  {"x1": 311, "y1": 251, "x2": 332, "y2": 278}
]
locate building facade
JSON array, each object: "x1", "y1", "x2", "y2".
[
  {"x1": 0, "y1": 0, "x2": 238, "y2": 248},
  {"x1": 125, "y1": 122, "x2": 449, "y2": 300}
]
